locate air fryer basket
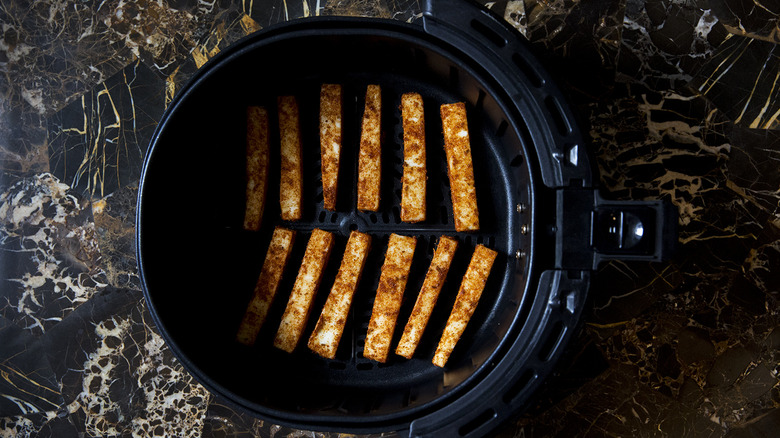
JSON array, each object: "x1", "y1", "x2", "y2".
[{"x1": 137, "y1": 1, "x2": 675, "y2": 436}]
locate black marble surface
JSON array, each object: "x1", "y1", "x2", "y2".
[{"x1": 1, "y1": 0, "x2": 778, "y2": 437}]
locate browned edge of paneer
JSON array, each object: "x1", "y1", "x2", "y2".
[
  {"x1": 320, "y1": 84, "x2": 342, "y2": 211},
  {"x1": 273, "y1": 229, "x2": 335, "y2": 353},
  {"x1": 236, "y1": 227, "x2": 296, "y2": 346},
  {"x1": 396, "y1": 235, "x2": 458, "y2": 359},
  {"x1": 441, "y1": 102, "x2": 480, "y2": 232},
  {"x1": 364, "y1": 234, "x2": 417, "y2": 363},
  {"x1": 307, "y1": 231, "x2": 372, "y2": 359},
  {"x1": 357, "y1": 84, "x2": 382, "y2": 211},
  {"x1": 432, "y1": 244, "x2": 497, "y2": 367},
  {"x1": 278, "y1": 95, "x2": 303, "y2": 221},
  {"x1": 243, "y1": 106, "x2": 269, "y2": 231},
  {"x1": 401, "y1": 92, "x2": 427, "y2": 223}
]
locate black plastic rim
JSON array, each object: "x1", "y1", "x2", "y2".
[{"x1": 136, "y1": 2, "x2": 591, "y2": 436}]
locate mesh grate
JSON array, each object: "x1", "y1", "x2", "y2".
[
  {"x1": 257, "y1": 82, "x2": 506, "y2": 375},
  {"x1": 140, "y1": 31, "x2": 533, "y2": 420}
]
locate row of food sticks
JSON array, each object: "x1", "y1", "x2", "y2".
[
  {"x1": 236, "y1": 228, "x2": 497, "y2": 367},
  {"x1": 243, "y1": 85, "x2": 481, "y2": 233}
]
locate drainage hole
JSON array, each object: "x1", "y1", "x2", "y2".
[
  {"x1": 475, "y1": 89, "x2": 486, "y2": 109},
  {"x1": 471, "y1": 18, "x2": 507, "y2": 48},
  {"x1": 512, "y1": 53, "x2": 543, "y2": 88},
  {"x1": 538, "y1": 321, "x2": 565, "y2": 362},
  {"x1": 545, "y1": 95, "x2": 572, "y2": 136},
  {"x1": 458, "y1": 408, "x2": 497, "y2": 436},
  {"x1": 496, "y1": 119, "x2": 508, "y2": 137},
  {"x1": 502, "y1": 369, "x2": 536, "y2": 404}
]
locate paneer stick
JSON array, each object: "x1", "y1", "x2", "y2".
[
  {"x1": 432, "y1": 244, "x2": 497, "y2": 367},
  {"x1": 441, "y1": 102, "x2": 480, "y2": 231},
  {"x1": 320, "y1": 84, "x2": 342, "y2": 211},
  {"x1": 396, "y1": 236, "x2": 458, "y2": 359},
  {"x1": 308, "y1": 231, "x2": 372, "y2": 359},
  {"x1": 236, "y1": 227, "x2": 296, "y2": 346},
  {"x1": 364, "y1": 234, "x2": 417, "y2": 363},
  {"x1": 273, "y1": 229, "x2": 335, "y2": 353},
  {"x1": 357, "y1": 84, "x2": 382, "y2": 211},
  {"x1": 401, "y1": 93, "x2": 426, "y2": 223},
  {"x1": 278, "y1": 96, "x2": 303, "y2": 220},
  {"x1": 243, "y1": 106, "x2": 269, "y2": 231}
]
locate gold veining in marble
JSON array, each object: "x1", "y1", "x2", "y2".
[
  {"x1": 1, "y1": 0, "x2": 779, "y2": 437},
  {"x1": 0, "y1": 174, "x2": 107, "y2": 334},
  {"x1": 693, "y1": 34, "x2": 780, "y2": 130},
  {"x1": 48, "y1": 60, "x2": 164, "y2": 198}
]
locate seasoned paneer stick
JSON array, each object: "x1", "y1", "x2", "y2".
[
  {"x1": 273, "y1": 229, "x2": 335, "y2": 353},
  {"x1": 357, "y1": 84, "x2": 382, "y2": 211},
  {"x1": 236, "y1": 227, "x2": 296, "y2": 346},
  {"x1": 320, "y1": 84, "x2": 342, "y2": 211},
  {"x1": 401, "y1": 93, "x2": 426, "y2": 223},
  {"x1": 432, "y1": 244, "x2": 497, "y2": 367},
  {"x1": 364, "y1": 234, "x2": 417, "y2": 363},
  {"x1": 278, "y1": 96, "x2": 303, "y2": 220},
  {"x1": 441, "y1": 102, "x2": 479, "y2": 232},
  {"x1": 308, "y1": 231, "x2": 372, "y2": 359},
  {"x1": 243, "y1": 106, "x2": 269, "y2": 231},
  {"x1": 396, "y1": 236, "x2": 458, "y2": 359}
]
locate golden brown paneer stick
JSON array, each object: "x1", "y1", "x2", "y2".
[
  {"x1": 396, "y1": 235, "x2": 458, "y2": 359},
  {"x1": 364, "y1": 234, "x2": 417, "y2": 363},
  {"x1": 243, "y1": 106, "x2": 269, "y2": 231},
  {"x1": 236, "y1": 227, "x2": 296, "y2": 346},
  {"x1": 278, "y1": 96, "x2": 303, "y2": 220},
  {"x1": 432, "y1": 244, "x2": 497, "y2": 367},
  {"x1": 401, "y1": 93, "x2": 427, "y2": 223},
  {"x1": 441, "y1": 102, "x2": 480, "y2": 232},
  {"x1": 357, "y1": 84, "x2": 382, "y2": 211},
  {"x1": 320, "y1": 84, "x2": 342, "y2": 211},
  {"x1": 308, "y1": 231, "x2": 372, "y2": 359},
  {"x1": 273, "y1": 229, "x2": 335, "y2": 353}
]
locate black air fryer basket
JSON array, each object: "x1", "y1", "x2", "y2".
[{"x1": 136, "y1": 1, "x2": 676, "y2": 436}]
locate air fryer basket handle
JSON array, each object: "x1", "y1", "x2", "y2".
[{"x1": 555, "y1": 188, "x2": 678, "y2": 270}]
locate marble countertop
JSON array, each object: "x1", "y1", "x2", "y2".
[{"x1": 1, "y1": 0, "x2": 778, "y2": 436}]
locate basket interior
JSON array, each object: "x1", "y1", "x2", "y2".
[{"x1": 138, "y1": 28, "x2": 533, "y2": 424}]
